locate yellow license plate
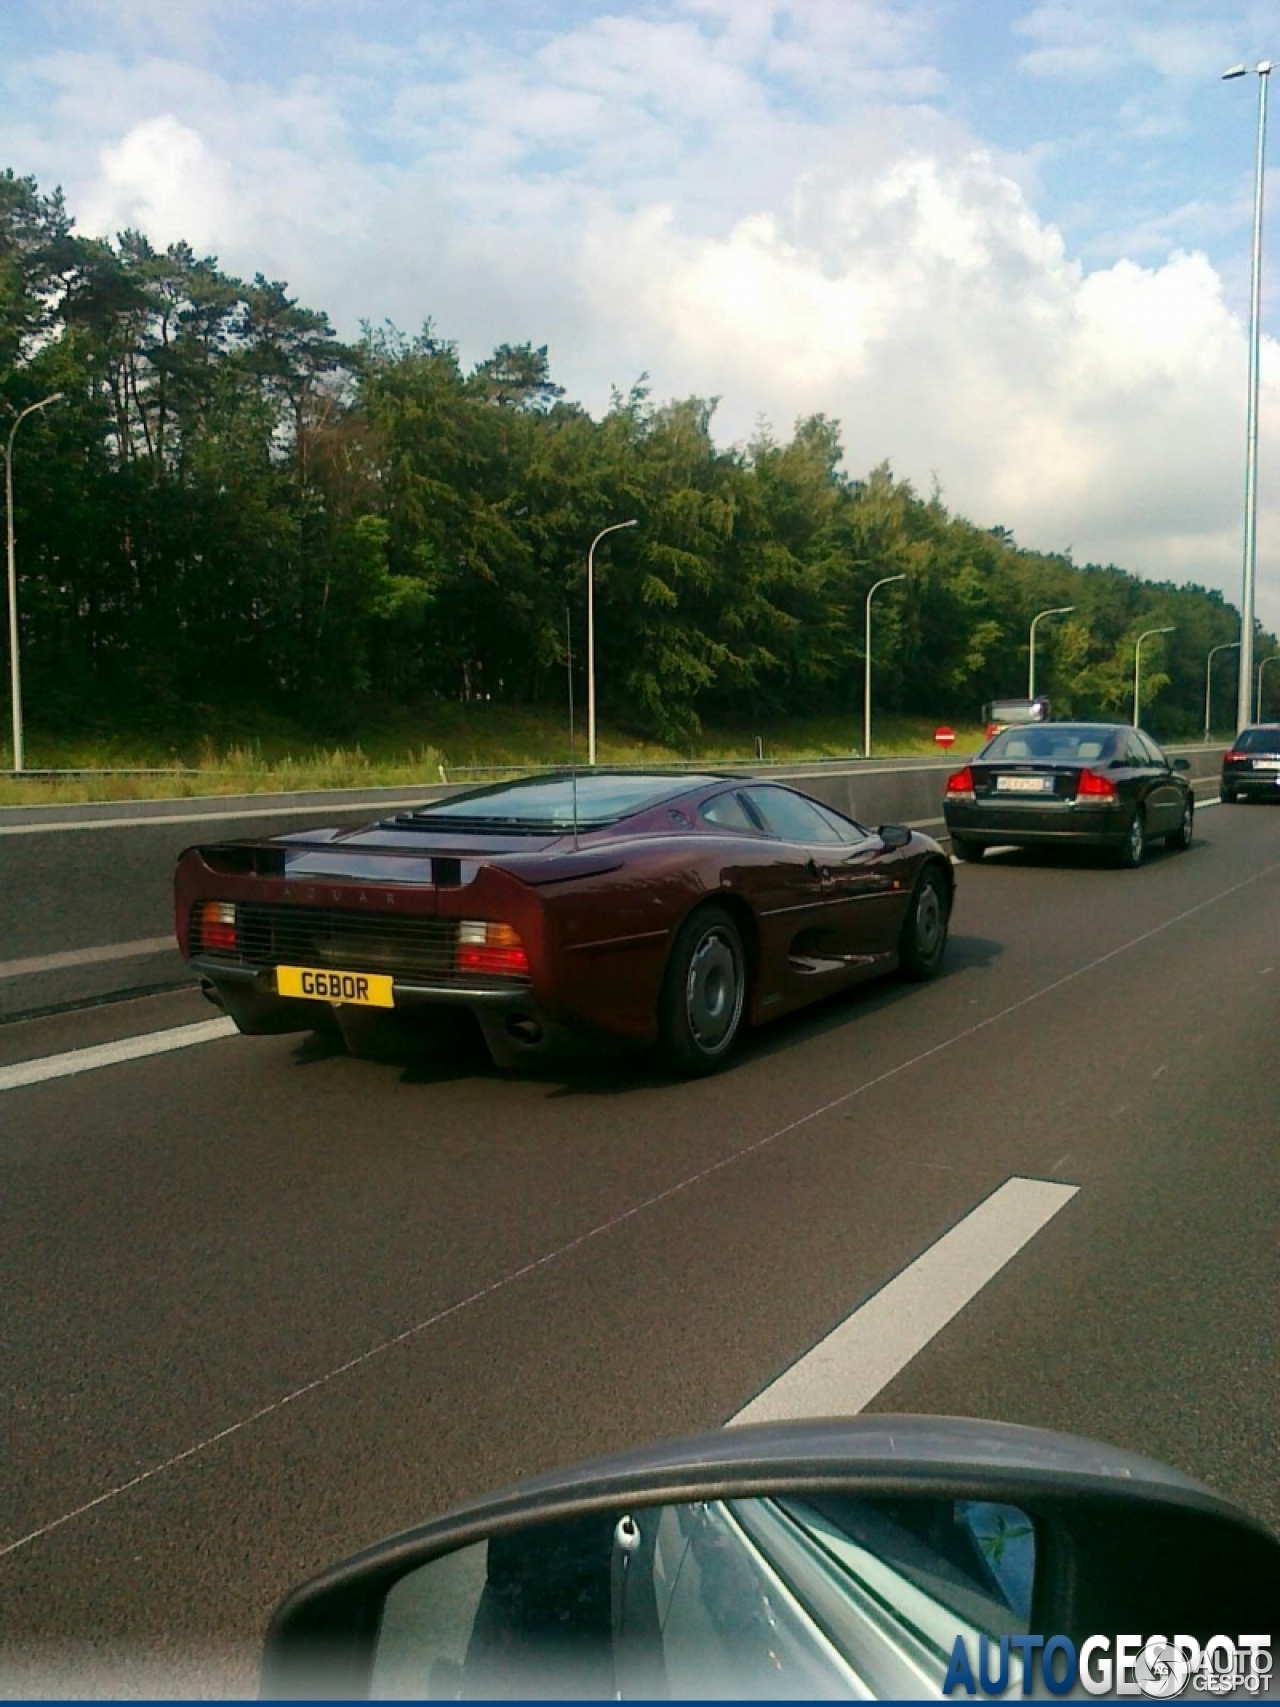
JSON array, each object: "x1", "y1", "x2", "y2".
[{"x1": 276, "y1": 965, "x2": 395, "y2": 1007}]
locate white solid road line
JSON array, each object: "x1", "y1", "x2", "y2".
[
  {"x1": 728, "y1": 1176, "x2": 1078, "y2": 1424},
  {"x1": 0, "y1": 935, "x2": 177, "y2": 980},
  {"x1": 0, "y1": 1018, "x2": 237, "y2": 1093}
]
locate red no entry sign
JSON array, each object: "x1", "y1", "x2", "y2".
[{"x1": 934, "y1": 726, "x2": 956, "y2": 748}]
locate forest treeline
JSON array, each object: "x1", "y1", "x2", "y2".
[{"x1": 0, "y1": 166, "x2": 1263, "y2": 747}]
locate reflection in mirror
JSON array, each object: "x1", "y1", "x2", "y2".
[{"x1": 369, "y1": 1496, "x2": 1035, "y2": 1700}]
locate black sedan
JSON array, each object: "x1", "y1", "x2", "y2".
[
  {"x1": 943, "y1": 722, "x2": 1194, "y2": 867},
  {"x1": 1221, "y1": 725, "x2": 1280, "y2": 803}
]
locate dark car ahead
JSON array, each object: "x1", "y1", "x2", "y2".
[
  {"x1": 174, "y1": 770, "x2": 954, "y2": 1077},
  {"x1": 943, "y1": 723, "x2": 1193, "y2": 867},
  {"x1": 1221, "y1": 725, "x2": 1280, "y2": 803}
]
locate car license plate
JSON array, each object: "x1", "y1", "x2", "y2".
[
  {"x1": 1253, "y1": 759, "x2": 1280, "y2": 770},
  {"x1": 276, "y1": 965, "x2": 395, "y2": 1007},
  {"x1": 995, "y1": 775, "x2": 1054, "y2": 793}
]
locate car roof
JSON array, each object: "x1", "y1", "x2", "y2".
[{"x1": 987, "y1": 722, "x2": 1122, "y2": 737}]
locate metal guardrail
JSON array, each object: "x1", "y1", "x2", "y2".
[{"x1": 1, "y1": 738, "x2": 1225, "y2": 785}]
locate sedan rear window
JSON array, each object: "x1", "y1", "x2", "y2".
[
  {"x1": 1230, "y1": 727, "x2": 1280, "y2": 754},
  {"x1": 981, "y1": 727, "x2": 1118, "y2": 763}
]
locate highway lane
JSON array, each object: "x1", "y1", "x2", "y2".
[{"x1": 1, "y1": 800, "x2": 1277, "y2": 1693}]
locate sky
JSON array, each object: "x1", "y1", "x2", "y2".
[{"x1": 2, "y1": 0, "x2": 1278, "y2": 627}]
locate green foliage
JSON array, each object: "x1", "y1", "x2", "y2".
[{"x1": 0, "y1": 168, "x2": 1267, "y2": 753}]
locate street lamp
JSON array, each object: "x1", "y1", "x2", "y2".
[
  {"x1": 585, "y1": 518, "x2": 638, "y2": 766},
  {"x1": 1133, "y1": 626, "x2": 1175, "y2": 726},
  {"x1": 1256, "y1": 652, "x2": 1280, "y2": 719},
  {"x1": 5, "y1": 391, "x2": 63, "y2": 773},
  {"x1": 1222, "y1": 59, "x2": 1272, "y2": 735},
  {"x1": 1028, "y1": 605, "x2": 1076, "y2": 699},
  {"x1": 863, "y1": 573, "x2": 905, "y2": 759},
  {"x1": 1204, "y1": 641, "x2": 1241, "y2": 738}
]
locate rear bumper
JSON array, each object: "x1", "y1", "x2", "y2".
[
  {"x1": 191, "y1": 956, "x2": 577, "y2": 1063},
  {"x1": 943, "y1": 801, "x2": 1126, "y2": 847},
  {"x1": 1222, "y1": 770, "x2": 1280, "y2": 796}
]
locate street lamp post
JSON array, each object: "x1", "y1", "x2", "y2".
[
  {"x1": 585, "y1": 518, "x2": 638, "y2": 766},
  {"x1": 1204, "y1": 641, "x2": 1241, "y2": 739},
  {"x1": 1222, "y1": 60, "x2": 1272, "y2": 735},
  {"x1": 5, "y1": 391, "x2": 63, "y2": 773},
  {"x1": 1028, "y1": 605, "x2": 1076, "y2": 699},
  {"x1": 863, "y1": 573, "x2": 906, "y2": 759},
  {"x1": 1133, "y1": 626, "x2": 1175, "y2": 726},
  {"x1": 1256, "y1": 653, "x2": 1280, "y2": 719}
]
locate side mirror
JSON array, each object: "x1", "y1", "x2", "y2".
[
  {"x1": 261, "y1": 1417, "x2": 1280, "y2": 1701},
  {"x1": 1173, "y1": 757, "x2": 1191, "y2": 771},
  {"x1": 877, "y1": 823, "x2": 912, "y2": 850}
]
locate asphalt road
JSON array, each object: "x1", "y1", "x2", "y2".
[{"x1": 1, "y1": 797, "x2": 1277, "y2": 1694}]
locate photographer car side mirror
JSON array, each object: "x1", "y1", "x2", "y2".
[
  {"x1": 878, "y1": 824, "x2": 913, "y2": 850},
  {"x1": 260, "y1": 1416, "x2": 1280, "y2": 1701}
]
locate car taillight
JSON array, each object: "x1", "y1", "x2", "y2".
[
  {"x1": 1225, "y1": 751, "x2": 1246, "y2": 763},
  {"x1": 457, "y1": 921, "x2": 530, "y2": 976},
  {"x1": 1075, "y1": 768, "x2": 1118, "y2": 801},
  {"x1": 985, "y1": 724, "x2": 999, "y2": 739},
  {"x1": 945, "y1": 766, "x2": 975, "y2": 801},
  {"x1": 198, "y1": 900, "x2": 237, "y2": 952}
]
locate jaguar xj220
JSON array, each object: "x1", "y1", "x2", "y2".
[{"x1": 174, "y1": 771, "x2": 954, "y2": 1075}]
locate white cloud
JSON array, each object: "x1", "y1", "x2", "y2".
[
  {"x1": 3, "y1": 1, "x2": 1277, "y2": 630},
  {"x1": 80, "y1": 115, "x2": 234, "y2": 250}
]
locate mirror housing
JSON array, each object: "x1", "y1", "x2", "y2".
[
  {"x1": 877, "y1": 823, "x2": 912, "y2": 850},
  {"x1": 260, "y1": 1416, "x2": 1280, "y2": 1700},
  {"x1": 1173, "y1": 757, "x2": 1191, "y2": 771}
]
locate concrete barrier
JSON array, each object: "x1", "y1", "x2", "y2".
[{"x1": 0, "y1": 745, "x2": 1226, "y2": 1020}]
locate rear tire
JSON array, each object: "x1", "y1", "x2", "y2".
[
  {"x1": 950, "y1": 836, "x2": 984, "y2": 862},
  {"x1": 1166, "y1": 796, "x2": 1194, "y2": 851},
  {"x1": 1221, "y1": 787, "x2": 1237, "y2": 804},
  {"x1": 1115, "y1": 807, "x2": 1146, "y2": 868},
  {"x1": 898, "y1": 866, "x2": 951, "y2": 980},
  {"x1": 658, "y1": 906, "x2": 748, "y2": 1076}
]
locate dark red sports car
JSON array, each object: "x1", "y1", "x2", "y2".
[{"x1": 174, "y1": 771, "x2": 954, "y2": 1075}]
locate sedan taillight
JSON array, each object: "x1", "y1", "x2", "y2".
[
  {"x1": 1075, "y1": 768, "x2": 1118, "y2": 802},
  {"x1": 945, "y1": 766, "x2": 975, "y2": 801},
  {"x1": 1224, "y1": 751, "x2": 1246, "y2": 764},
  {"x1": 457, "y1": 921, "x2": 529, "y2": 977}
]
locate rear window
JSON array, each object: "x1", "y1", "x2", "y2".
[
  {"x1": 1231, "y1": 728, "x2": 1280, "y2": 754},
  {"x1": 400, "y1": 772, "x2": 715, "y2": 830},
  {"x1": 981, "y1": 726, "x2": 1118, "y2": 763}
]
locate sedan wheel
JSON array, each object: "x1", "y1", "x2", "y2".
[
  {"x1": 950, "y1": 836, "x2": 984, "y2": 862},
  {"x1": 1116, "y1": 807, "x2": 1146, "y2": 869},
  {"x1": 1167, "y1": 796, "x2": 1194, "y2": 851},
  {"x1": 658, "y1": 906, "x2": 747, "y2": 1075},
  {"x1": 898, "y1": 867, "x2": 950, "y2": 980}
]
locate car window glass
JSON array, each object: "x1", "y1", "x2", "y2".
[
  {"x1": 1136, "y1": 731, "x2": 1167, "y2": 766},
  {"x1": 1233, "y1": 727, "x2": 1280, "y2": 753},
  {"x1": 808, "y1": 800, "x2": 870, "y2": 842},
  {"x1": 700, "y1": 791, "x2": 759, "y2": 832},
  {"x1": 982, "y1": 726, "x2": 1116, "y2": 763},
  {"x1": 742, "y1": 787, "x2": 847, "y2": 844}
]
